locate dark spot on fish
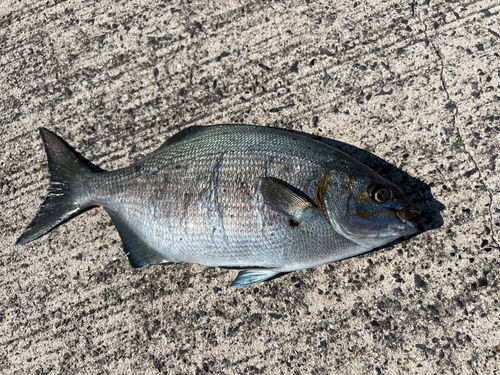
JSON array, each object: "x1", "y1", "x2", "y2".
[{"x1": 289, "y1": 219, "x2": 299, "y2": 228}]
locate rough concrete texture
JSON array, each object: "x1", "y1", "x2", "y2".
[{"x1": 1, "y1": 0, "x2": 499, "y2": 373}]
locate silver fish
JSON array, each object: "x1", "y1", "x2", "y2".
[{"x1": 17, "y1": 125, "x2": 420, "y2": 287}]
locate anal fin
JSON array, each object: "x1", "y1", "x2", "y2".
[
  {"x1": 104, "y1": 208, "x2": 172, "y2": 268},
  {"x1": 230, "y1": 269, "x2": 280, "y2": 287}
]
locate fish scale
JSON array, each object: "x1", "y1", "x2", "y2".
[{"x1": 16, "y1": 125, "x2": 420, "y2": 287}]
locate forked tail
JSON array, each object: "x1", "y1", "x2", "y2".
[{"x1": 16, "y1": 128, "x2": 104, "y2": 245}]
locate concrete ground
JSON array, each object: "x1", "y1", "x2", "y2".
[{"x1": 1, "y1": 0, "x2": 499, "y2": 373}]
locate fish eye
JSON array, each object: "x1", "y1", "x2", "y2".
[{"x1": 369, "y1": 184, "x2": 392, "y2": 203}]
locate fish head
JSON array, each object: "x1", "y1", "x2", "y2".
[{"x1": 318, "y1": 167, "x2": 420, "y2": 249}]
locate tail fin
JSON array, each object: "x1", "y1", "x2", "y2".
[{"x1": 16, "y1": 128, "x2": 104, "y2": 245}]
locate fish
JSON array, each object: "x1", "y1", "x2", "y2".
[{"x1": 16, "y1": 125, "x2": 420, "y2": 287}]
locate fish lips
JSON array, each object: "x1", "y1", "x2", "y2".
[{"x1": 394, "y1": 203, "x2": 420, "y2": 226}]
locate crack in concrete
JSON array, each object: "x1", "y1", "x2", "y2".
[
  {"x1": 416, "y1": 3, "x2": 499, "y2": 247},
  {"x1": 429, "y1": 40, "x2": 499, "y2": 248}
]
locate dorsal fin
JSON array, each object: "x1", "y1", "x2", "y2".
[{"x1": 156, "y1": 126, "x2": 205, "y2": 151}]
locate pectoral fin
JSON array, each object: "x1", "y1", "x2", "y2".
[
  {"x1": 256, "y1": 177, "x2": 318, "y2": 222},
  {"x1": 230, "y1": 269, "x2": 280, "y2": 287},
  {"x1": 104, "y1": 208, "x2": 173, "y2": 268}
]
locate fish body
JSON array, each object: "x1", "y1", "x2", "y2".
[{"x1": 17, "y1": 125, "x2": 419, "y2": 286}]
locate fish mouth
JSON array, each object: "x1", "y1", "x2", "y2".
[{"x1": 394, "y1": 203, "x2": 420, "y2": 224}]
